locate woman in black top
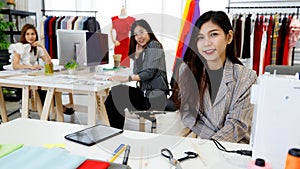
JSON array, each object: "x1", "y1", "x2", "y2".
[{"x1": 105, "y1": 19, "x2": 168, "y2": 129}]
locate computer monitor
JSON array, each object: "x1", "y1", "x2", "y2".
[
  {"x1": 57, "y1": 30, "x2": 109, "y2": 71},
  {"x1": 57, "y1": 29, "x2": 88, "y2": 68},
  {"x1": 85, "y1": 32, "x2": 109, "y2": 67}
]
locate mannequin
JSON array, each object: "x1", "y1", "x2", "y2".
[{"x1": 110, "y1": 6, "x2": 135, "y2": 67}]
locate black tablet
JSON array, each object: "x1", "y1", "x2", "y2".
[{"x1": 64, "y1": 124, "x2": 123, "y2": 146}]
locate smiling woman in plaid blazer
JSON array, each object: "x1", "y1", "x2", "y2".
[{"x1": 173, "y1": 11, "x2": 257, "y2": 143}]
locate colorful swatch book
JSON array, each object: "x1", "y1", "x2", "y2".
[
  {"x1": 0, "y1": 144, "x2": 23, "y2": 158},
  {"x1": 0, "y1": 146, "x2": 86, "y2": 169}
]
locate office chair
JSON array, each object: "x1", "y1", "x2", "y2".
[
  {"x1": 129, "y1": 58, "x2": 182, "y2": 133},
  {"x1": 265, "y1": 65, "x2": 300, "y2": 75}
]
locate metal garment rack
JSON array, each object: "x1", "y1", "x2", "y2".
[
  {"x1": 226, "y1": 5, "x2": 300, "y2": 15},
  {"x1": 226, "y1": 5, "x2": 300, "y2": 65},
  {"x1": 41, "y1": 9, "x2": 98, "y2": 17}
]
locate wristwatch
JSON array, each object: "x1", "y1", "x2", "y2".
[{"x1": 128, "y1": 75, "x2": 132, "y2": 82}]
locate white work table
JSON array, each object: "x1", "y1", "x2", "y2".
[
  {"x1": 0, "y1": 118, "x2": 251, "y2": 169},
  {"x1": 0, "y1": 68, "x2": 130, "y2": 125}
]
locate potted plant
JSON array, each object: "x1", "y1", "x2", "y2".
[
  {"x1": 0, "y1": 1, "x2": 15, "y2": 70},
  {"x1": 0, "y1": 1, "x2": 14, "y2": 50},
  {"x1": 64, "y1": 59, "x2": 78, "y2": 75}
]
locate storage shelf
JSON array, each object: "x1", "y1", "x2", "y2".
[
  {"x1": 0, "y1": 9, "x2": 36, "y2": 17},
  {"x1": 0, "y1": 9, "x2": 36, "y2": 43}
]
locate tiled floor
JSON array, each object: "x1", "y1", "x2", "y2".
[{"x1": 2, "y1": 94, "x2": 186, "y2": 135}]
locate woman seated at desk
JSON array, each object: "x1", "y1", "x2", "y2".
[
  {"x1": 173, "y1": 11, "x2": 257, "y2": 143},
  {"x1": 9, "y1": 24, "x2": 52, "y2": 70},
  {"x1": 105, "y1": 19, "x2": 169, "y2": 129},
  {"x1": 8, "y1": 24, "x2": 74, "y2": 115}
]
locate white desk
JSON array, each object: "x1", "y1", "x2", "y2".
[
  {"x1": 0, "y1": 118, "x2": 251, "y2": 169},
  {"x1": 0, "y1": 68, "x2": 129, "y2": 125}
]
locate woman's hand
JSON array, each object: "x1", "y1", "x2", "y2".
[
  {"x1": 107, "y1": 75, "x2": 129, "y2": 82},
  {"x1": 114, "y1": 40, "x2": 120, "y2": 46},
  {"x1": 135, "y1": 44, "x2": 144, "y2": 59},
  {"x1": 31, "y1": 64, "x2": 43, "y2": 70},
  {"x1": 31, "y1": 41, "x2": 43, "y2": 48}
]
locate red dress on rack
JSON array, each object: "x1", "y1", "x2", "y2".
[{"x1": 111, "y1": 16, "x2": 135, "y2": 67}]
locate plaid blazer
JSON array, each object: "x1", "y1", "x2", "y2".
[{"x1": 178, "y1": 59, "x2": 257, "y2": 143}]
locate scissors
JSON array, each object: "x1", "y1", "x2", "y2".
[{"x1": 161, "y1": 148, "x2": 198, "y2": 169}]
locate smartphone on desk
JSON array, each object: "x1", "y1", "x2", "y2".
[{"x1": 64, "y1": 124, "x2": 123, "y2": 146}]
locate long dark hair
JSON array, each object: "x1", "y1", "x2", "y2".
[
  {"x1": 20, "y1": 24, "x2": 38, "y2": 55},
  {"x1": 174, "y1": 11, "x2": 242, "y2": 111},
  {"x1": 128, "y1": 19, "x2": 161, "y2": 59}
]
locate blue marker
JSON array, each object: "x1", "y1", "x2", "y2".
[{"x1": 112, "y1": 144, "x2": 125, "y2": 156}]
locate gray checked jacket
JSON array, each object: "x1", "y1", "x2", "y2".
[{"x1": 177, "y1": 58, "x2": 257, "y2": 143}]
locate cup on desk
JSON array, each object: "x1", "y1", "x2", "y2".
[
  {"x1": 113, "y1": 54, "x2": 122, "y2": 68},
  {"x1": 44, "y1": 63, "x2": 54, "y2": 75}
]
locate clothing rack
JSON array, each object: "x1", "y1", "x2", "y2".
[
  {"x1": 41, "y1": 9, "x2": 98, "y2": 17},
  {"x1": 226, "y1": 5, "x2": 300, "y2": 66}
]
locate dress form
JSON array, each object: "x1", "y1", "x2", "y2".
[{"x1": 110, "y1": 6, "x2": 135, "y2": 67}]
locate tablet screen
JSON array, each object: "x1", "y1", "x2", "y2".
[{"x1": 64, "y1": 124, "x2": 123, "y2": 146}]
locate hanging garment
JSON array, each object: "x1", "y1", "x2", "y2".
[
  {"x1": 48, "y1": 16, "x2": 57, "y2": 59},
  {"x1": 44, "y1": 16, "x2": 52, "y2": 53},
  {"x1": 277, "y1": 16, "x2": 288, "y2": 65},
  {"x1": 241, "y1": 14, "x2": 252, "y2": 59},
  {"x1": 40, "y1": 16, "x2": 47, "y2": 47},
  {"x1": 259, "y1": 19, "x2": 268, "y2": 75},
  {"x1": 282, "y1": 15, "x2": 291, "y2": 65},
  {"x1": 253, "y1": 15, "x2": 264, "y2": 75},
  {"x1": 83, "y1": 17, "x2": 101, "y2": 32},
  {"x1": 235, "y1": 15, "x2": 243, "y2": 58},
  {"x1": 288, "y1": 15, "x2": 300, "y2": 65},
  {"x1": 263, "y1": 15, "x2": 273, "y2": 72},
  {"x1": 271, "y1": 13, "x2": 280, "y2": 65}
]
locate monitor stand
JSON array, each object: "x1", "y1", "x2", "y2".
[{"x1": 88, "y1": 66, "x2": 96, "y2": 73}]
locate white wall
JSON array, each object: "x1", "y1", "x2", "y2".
[
  {"x1": 27, "y1": 0, "x2": 42, "y2": 35},
  {"x1": 200, "y1": 0, "x2": 227, "y2": 14},
  {"x1": 33, "y1": 0, "x2": 228, "y2": 51}
]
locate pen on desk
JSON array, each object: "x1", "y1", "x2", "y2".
[
  {"x1": 109, "y1": 145, "x2": 127, "y2": 162},
  {"x1": 112, "y1": 144, "x2": 125, "y2": 156},
  {"x1": 122, "y1": 145, "x2": 131, "y2": 165}
]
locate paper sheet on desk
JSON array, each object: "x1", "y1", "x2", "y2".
[{"x1": 0, "y1": 69, "x2": 42, "y2": 77}]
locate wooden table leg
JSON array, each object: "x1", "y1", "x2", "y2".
[
  {"x1": 21, "y1": 86, "x2": 30, "y2": 118},
  {"x1": 34, "y1": 89, "x2": 43, "y2": 116},
  {"x1": 96, "y1": 92, "x2": 110, "y2": 126},
  {"x1": 40, "y1": 88, "x2": 55, "y2": 121},
  {"x1": 0, "y1": 87, "x2": 8, "y2": 122},
  {"x1": 139, "y1": 117, "x2": 146, "y2": 132},
  {"x1": 30, "y1": 89, "x2": 37, "y2": 112},
  {"x1": 68, "y1": 93, "x2": 73, "y2": 105},
  {"x1": 55, "y1": 92, "x2": 64, "y2": 122}
]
